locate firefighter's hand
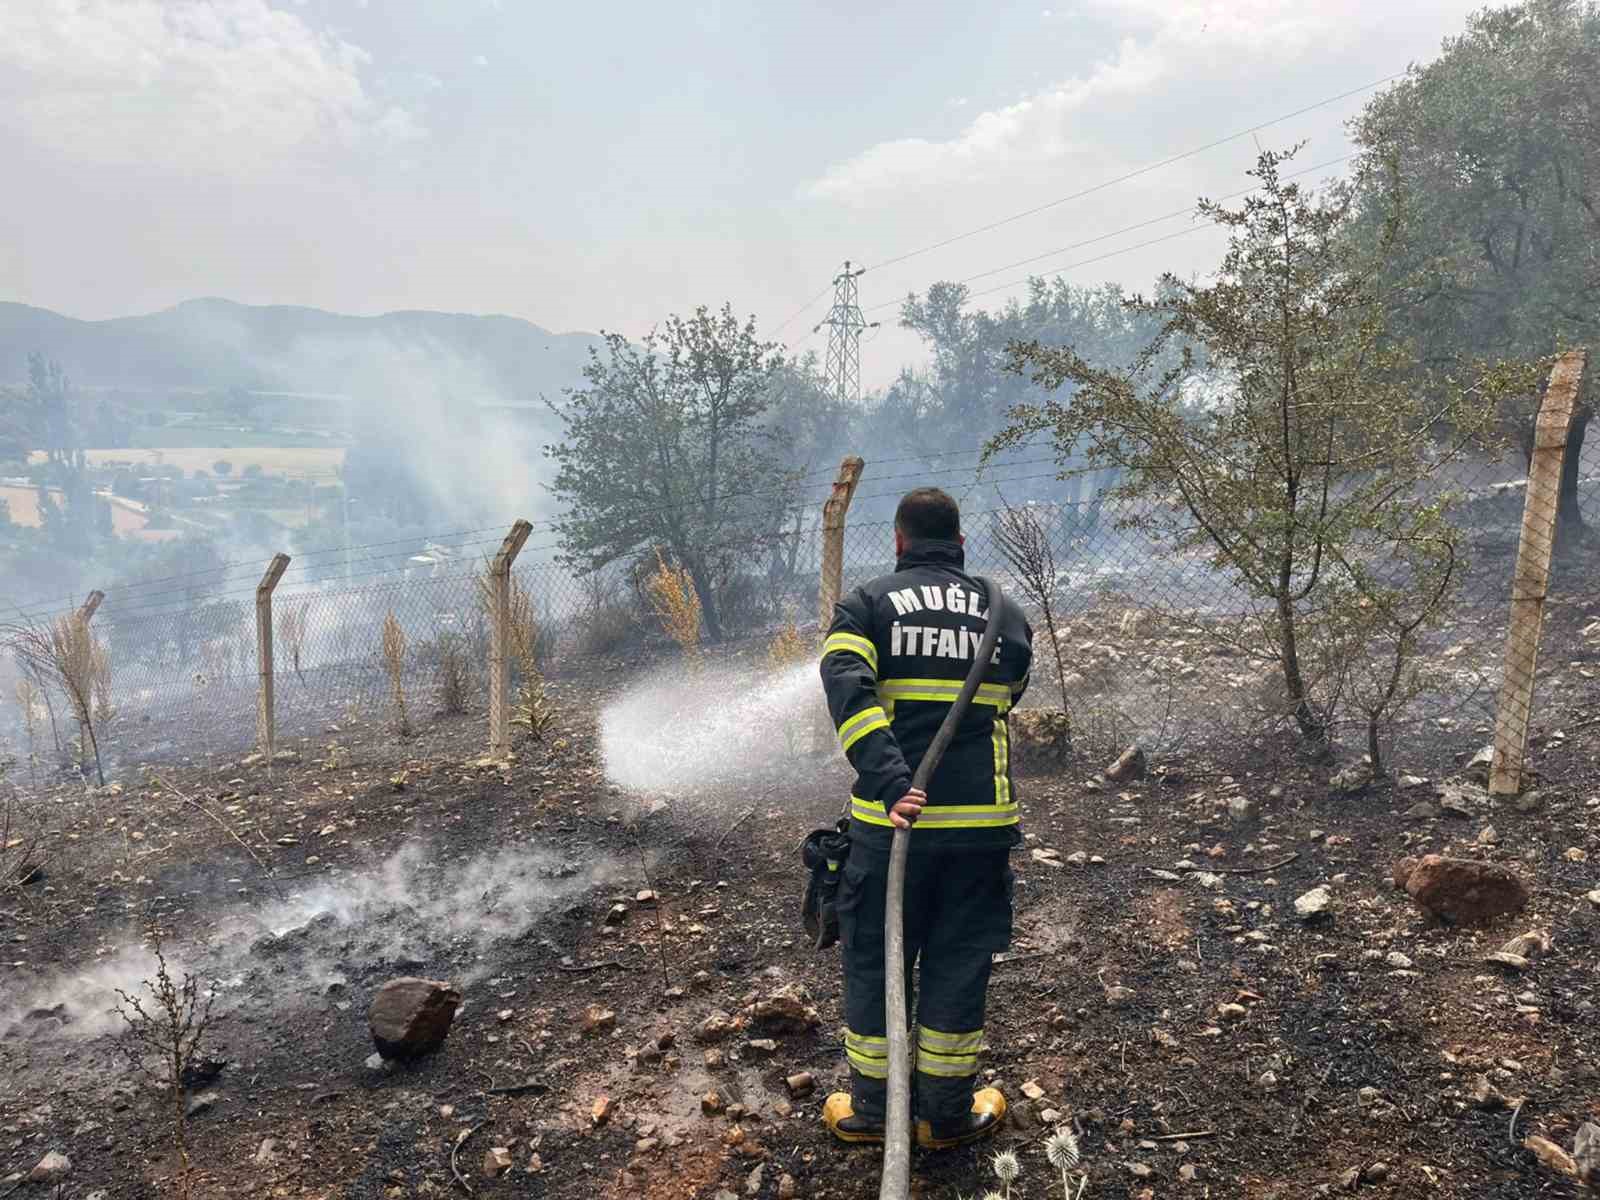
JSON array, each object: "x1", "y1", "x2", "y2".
[{"x1": 890, "y1": 788, "x2": 926, "y2": 829}]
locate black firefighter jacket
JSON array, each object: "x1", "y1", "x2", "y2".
[{"x1": 820, "y1": 539, "x2": 1033, "y2": 859}]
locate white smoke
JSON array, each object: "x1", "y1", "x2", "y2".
[{"x1": 2, "y1": 840, "x2": 620, "y2": 1043}]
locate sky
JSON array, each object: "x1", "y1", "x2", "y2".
[{"x1": 0, "y1": 0, "x2": 1490, "y2": 389}]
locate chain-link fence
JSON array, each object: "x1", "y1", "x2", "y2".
[{"x1": 2, "y1": 351, "x2": 1595, "y2": 785}]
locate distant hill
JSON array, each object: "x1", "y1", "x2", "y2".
[{"x1": 0, "y1": 298, "x2": 602, "y2": 405}]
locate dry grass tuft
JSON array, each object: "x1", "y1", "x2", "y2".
[
  {"x1": 645, "y1": 550, "x2": 702, "y2": 658},
  {"x1": 381, "y1": 611, "x2": 411, "y2": 737}
]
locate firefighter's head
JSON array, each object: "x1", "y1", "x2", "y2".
[{"x1": 894, "y1": 487, "x2": 963, "y2": 555}]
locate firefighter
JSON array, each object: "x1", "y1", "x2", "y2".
[{"x1": 817, "y1": 487, "x2": 1033, "y2": 1149}]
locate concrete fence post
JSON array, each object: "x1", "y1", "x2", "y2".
[
  {"x1": 1490, "y1": 348, "x2": 1589, "y2": 796},
  {"x1": 73, "y1": 590, "x2": 105, "y2": 763},
  {"x1": 256, "y1": 554, "x2": 291, "y2": 768},
  {"x1": 488, "y1": 519, "x2": 534, "y2": 757},
  {"x1": 814, "y1": 456, "x2": 865, "y2": 754}
]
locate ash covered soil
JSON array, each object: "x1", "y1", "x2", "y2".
[{"x1": 3, "y1": 633, "x2": 1600, "y2": 1200}]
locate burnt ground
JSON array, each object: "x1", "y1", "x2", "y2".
[{"x1": 2, "y1": 626, "x2": 1599, "y2": 1200}]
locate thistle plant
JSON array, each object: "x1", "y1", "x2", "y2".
[
  {"x1": 992, "y1": 1149, "x2": 1021, "y2": 1200},
  {"x1": 1046, "y1": 1127, "x2": 1088, "y2": 1197}
]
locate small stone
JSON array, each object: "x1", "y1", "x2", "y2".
[
  {"x1": 636, "y1": 889, "x2": 659, "y2": 906},
  {"x1": 1573, "y1": 1122, "x2": 1599, "y2": 1183},
  {"x1": 1227, "y1": 796, "x2": 1259, "y2": 824},
  {"x1": 1105, "y1": 745, "x2": 1146, "y2": 783},
  {"x1": 1065, "y1": 851, "x2": 1089, "y2": 866},
  {"x1": 1217, "y1": 1003, "x2": 1248, "y2": 1021},
  {"x1": 1564, "y1": 847, "x2": 1588, "y2": 863},
  {"x1": 592, "y1": 1095, "x2": 617, "y2": 1126},
  {"x1": 785, "y1": 1072, "x2": 815, "y2": 1098},
  {"x1": 497, "y1": 1009, "x2": 514, "y2": 1023},
  {"x1": 1127, "y1": 1162, "x2": 1153, "y2": 1179},
  {"x1": 1586, "y1": 890, "x2": 1600, "y2": 909},
  {"x1": 255, "y1": 1139, "x2": 279, "y2": 1165},
  {"x1": 1500, "y1": 930, "x2": 1551, "y2": 959},
  {"x1": 1479, "y1": 825, "x2": 1501, "y2": 845},
  {"x1": 704, "y1": 1048, "x2": 726, "y2": 1068},
  {"x1": 1294, "y1": 886, "x2": 1332, "y2": 921},
  {"x1": 1364, "y1": 1162, "x2": 1390, "y2": 1183},
  {"x1": 1483, "y1": 951, "x2": 1530, "y2": 971},
  {"x1": 1021, "y1": 1079, "x2": 1046, "y2": 1101},
  {"x1": 702, "y1": 1091, "x2": 725, "y2": 1115},
  {"x1": 1513, "y1": 790, "x2": 1544, "y2": 813},
  {"x1": 696, "y1": 1011, "x2": 739, "y2": 1042},
  {"x1": 1031, "y1": 848, "x2": 1065, "y2": 868},
  {"x1": 634, "y1": 1137, "x2": 659, "y2": 1154},
  {"x1": 484, "y1": 1147, "x2": 513, "y2": 1178},
  {"x1": 746, "y1": 1038, "x2": 778, "y2": 1056},
  {"x1": 1386, "y1": 951, "x2": 1413, "y2": 969},
  {"x1": 1404, "y1": 801, "x2": 1437, "y2": 821},
  {"x1": 364, "y1": 1051, "x2": 390, "y2": 1072},
  {"x1": 27, "y1": 1153, "x2": 70, "y2": 1185},
  {"x1": 1257, "y1": 1070, "x2": 1278, "y2": 1089},
  {"x1": 605, "y1": 903, "x2": 628, "y2": 925},
  {"x1": 582, "y1": 1005, "x2": 617, "y2": 1036},
  {"x1": 1525, "y1": 1134, "x2": 1579, "y2": 1177},
  {"x1": 778, "y1": 1173, "x2": 798, "y2": 1200},
  {"x1": 746, "y1": 1165, "x2": 766, "y2": 1196},
  {"x1": 185, "y1": 1091, "x2": 220, "y2": 1117},
  {"x1": 1179, "y1": 1163, "x2": 1200, "y2": 1183}
]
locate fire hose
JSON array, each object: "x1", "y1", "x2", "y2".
[{"x1": 878, "y1": 577, "x2": 1007, "y2": 1200}]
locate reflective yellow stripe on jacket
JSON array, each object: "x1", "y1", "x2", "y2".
[
  {"x1": 837, "y1": 706, "x2": 890, "y2": 753},
  {"x1": 822, "y1": 632, "x2": 879, "y2": 675},
  {"x1": 850, "y1": 796, "x2": 1019, "y2": 829},
  {"x1": 876, "y1": 678, "x2": 1014, "y2": 711}
]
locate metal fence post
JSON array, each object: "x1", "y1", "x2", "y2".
[
  {"x1": 78, "y1": 590, "x2": 105, "y2": 623},
  {"x1": 488, "y1": 519, "x2": 534, "y2": 757},
  {"x1": 814, "y1": 456, "x2": 865, "y2": 753},
  {"x1": 1490, "y1": 348, "x2": 1589, "y2": 796},
  {"x1": 256, "y1": 554, "x2": 291, "y2": 767}
]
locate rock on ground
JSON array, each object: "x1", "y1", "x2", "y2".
[
  {"x1": 368, "y1": 977, "x2": 462, "y2": 1060},
  {"x1": 1575, "y1": 1123, "x2": 1600, "y2": 1183},
  {"x1": 1105, "y1": 745, "x2": 1146, "y2": 783},
  {"x1": 1294, "y1": 886, "x2": 1332, "y2": 921},
  {"x1": 1010, "y1": 709, "x2": 1073, "y2": 772},
  {"x1": 1398, "y1": 855, "x2": 1530, "y2": 926},
  {"x1": 28, "y1": 1152, "x2": 71, "y2": 1184}
]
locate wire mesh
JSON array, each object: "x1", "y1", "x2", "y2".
[{"x1": 3, "y1": 382, "x2": 1596, "y2": 785}]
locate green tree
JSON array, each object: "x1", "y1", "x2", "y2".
[
  {"x1": 1348, "y1": 0, "x2": 1600, "y2": 536},
  {"x1": 997, "y1": 149, "x2": 1529, "y2": 758},
  {"x1": 547, "y1": 304, "x2": 788, "y2": 642}
]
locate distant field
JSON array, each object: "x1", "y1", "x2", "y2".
[
  {"x1": 127, "y1": 425, "x2": 340, "y2": 450},
  {"x1": 29, "y1": 447, "x2": 345, "y2": 479}
]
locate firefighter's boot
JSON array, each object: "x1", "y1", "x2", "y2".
[
  {"x1": 915, "y1": 1087, "x2": 1007, "y2": 1150},
  {"x1": 822, "y1": 1093, "x2": 885, "y2": 1145}
]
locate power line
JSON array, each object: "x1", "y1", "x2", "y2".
[{"x1": 861, "y1": 74, "x2": 1398, "y2": 276}]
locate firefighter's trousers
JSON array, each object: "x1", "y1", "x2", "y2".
[{"x1": 836, "y1": 846, "x2": 1013, "y2": 1123}]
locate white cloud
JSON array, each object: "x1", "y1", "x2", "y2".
[
  {"x1": 806, "y1": 36, "x2": 1165, "y2": 200},
  {"x1": 801, "y1": 0, "x2": 1458, "y2": 203},
  {"x1": 0, "y1": 0, "x2": 420, "y2": 173}
]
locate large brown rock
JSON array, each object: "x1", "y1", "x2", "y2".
[
  {"x1": 1402, "y1": 855, "x2": 1530, "y2": 926},
  {"x1": 368, "y1": 977, "x2": 462, "y2": 1060}
]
